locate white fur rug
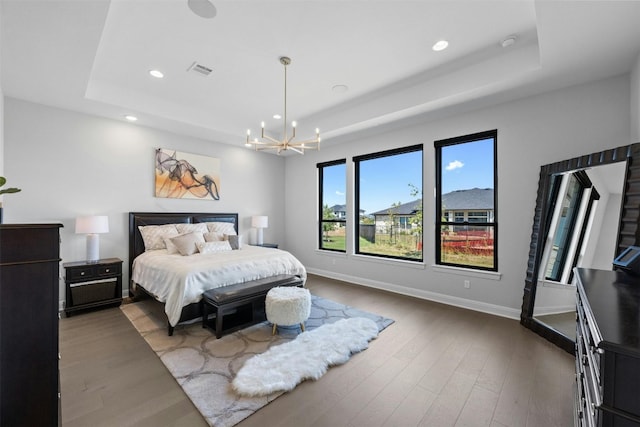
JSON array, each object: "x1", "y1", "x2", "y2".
[{"x1": 232, "y1": 317, "x2": 379, "y2": 397}]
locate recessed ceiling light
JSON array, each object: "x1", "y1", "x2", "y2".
[
  {"x1": 149, "y1": 69, "x2": 164, "y2": 79},
  {"x1": 332, "y1": 84, "x2": 348, "y2": 94},
  {"x1": 501, "y1": 36, "x2": 517, "y2": 48},
  {"x1": 273, "y1": 114, "x2": 282, "y2": 119},
  {"x1": 188, "y1": 0, "x2": 217, "y2": 19},
  {"x1": 125, "y1": 115, "x2": 138, "y2": 122},
  {"x1": 432, "y1": 40, "x2": 449, "y2": 52}
]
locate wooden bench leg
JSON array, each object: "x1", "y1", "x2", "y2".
[
  {"x1": 215, "y1": 307, "x2": 223, "y2": 339},
  {"x1": 167, "y1": 322, "x2": 174, "y2": 336}
]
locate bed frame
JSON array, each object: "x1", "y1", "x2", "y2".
[{"x1": 128, "y1": 211, "x2": 239, "y2": 335}]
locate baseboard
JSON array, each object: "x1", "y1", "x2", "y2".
[
  {"x1": 306, "y1": 267, "x2": 521, "y2": 320},
  {"x1": 533, "y1": 305, "x2": 576, "y2": 316}
]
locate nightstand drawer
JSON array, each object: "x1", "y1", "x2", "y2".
[
  {"x1": 98, "y1": 263, "x2": 120, "y2": 276},
  {"x1": 67, "y1": 266, "x2": 97, "y2": 281}
]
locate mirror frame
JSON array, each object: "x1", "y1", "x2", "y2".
[{"x1": 521, "y1": 143, "x2": 640, "y2": 354}]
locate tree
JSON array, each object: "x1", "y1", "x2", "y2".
[
  {"x1": 408, "y1": 184, "x2": 422, "y2": 235},
  {"x1": 387, "y1": 202, "x2": 401, "y2": 244},
  {"x1": 409, "y1": 183, "x2": 423, "y2": 250},
  {"x1": 322, "y1": 204, "x2": 336, "y2": 241}
]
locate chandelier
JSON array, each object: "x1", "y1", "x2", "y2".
[{"x1": 245, "y1": 57, "x2": 320, "y2": 154}]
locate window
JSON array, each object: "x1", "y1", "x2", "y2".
[
  {"x1": 541, "y1": 170, "x2": 599, "y2": 283},
  {"x1": 354, "y1": 144, "x2": 423, "y2": 261},
  {"x1": 436, "y1": 130, "x2": 497, "y2": 271},
  {"x1": 318, "y1": 160, "x2": 346, "y2": 252},
  {"x1": 468, "y1": 211, "x2": 488, "y2": 223}
]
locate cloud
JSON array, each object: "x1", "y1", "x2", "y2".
[
  {"x1": 445, "y1": 160, "x2": 464, "y2": 171},
  {"x1": 336, "y1": 190, "x2": 345, "y2": 196}
]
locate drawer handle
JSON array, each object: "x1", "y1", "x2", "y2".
[
  {"x1": 105, "y1": 268, "x2": 110, "y2": 273},
  {"x1": 80, "y1": 272, "x2": 85, "y2": 276}
]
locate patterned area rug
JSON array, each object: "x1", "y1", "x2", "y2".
[{"x1": 120, "y1": 295, "x2": 394, "y2": 427}]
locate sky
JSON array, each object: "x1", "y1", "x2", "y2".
[{"x1": 322, "y1": 138, "x2": 494, "y2": 214}]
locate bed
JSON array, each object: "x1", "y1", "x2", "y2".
[{"x1": 128, "y1": 212, "x2": 307, "y2": 335}]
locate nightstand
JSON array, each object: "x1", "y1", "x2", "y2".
[
  {"x1": 63, "y1": 257, "x2": 123, "y2": 316},
  {"x1": 252, "y1": 243, "x2": 278, "y2": 248}
]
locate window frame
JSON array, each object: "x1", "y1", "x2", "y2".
[
  {"x1": 354, "y1": 144, "x2": 424, "y2": 262},
  {"x1": 318, "y1": 159, "x2": 347, "y2": 253},
  {"x1": 541, "y1": 170, "x2": 599, "y2": 284},
  {"x1": 435, "y1": 130, "x2": 498, "y2": 271}
]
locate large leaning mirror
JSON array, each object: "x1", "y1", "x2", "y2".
[{"x1": 521, "y1": 143, "x2": 640, "y2": 354}]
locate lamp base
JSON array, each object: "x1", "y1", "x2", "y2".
[
  {"x1": 256, "y1": 228, "x2": 264, "y2": 246},
  {"x1": 86, "y1": 233, "x2": 100, "y2": 263}
]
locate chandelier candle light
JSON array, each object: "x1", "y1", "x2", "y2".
[
  {"x1": 245, "y1": 57, "x2": 320, "y2": 154},
  {"x1": 75, "y1": 215, "x2": 109, "y2": 263}
]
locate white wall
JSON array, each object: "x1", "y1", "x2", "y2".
[
  {"x1": 284, "y1": 74, "x2": 631, "y2": 319},
  {"x1": 632, "y1": 52, "x2": 640, "y2": 142},
  {"x1": 3, "y1": 98, "x2": 288, "y2": 306}
]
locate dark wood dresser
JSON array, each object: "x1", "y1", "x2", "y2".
[
  {"x1": 575, "y1": 268, "x2": 640, "y2": 426},
  {"x1": 0, "y1": 223, "x2": 62, "y2": 426}
]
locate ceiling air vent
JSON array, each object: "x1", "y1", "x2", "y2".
[{"x1": 187, "y1": 61, "x2": 213, "y2": 76}]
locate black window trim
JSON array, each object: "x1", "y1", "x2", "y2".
[
  {"x1": 318, "y1": 159, "x2": 347, "y2": 253},
  {"x1": 354, "y1": 144, "x2": 424, "y2": 262},
  {"x1": 435, "y1": 129, "x2": 498, "y2": 271}
]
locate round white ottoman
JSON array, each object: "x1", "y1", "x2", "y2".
[{"x1": 265, "y1": 286, "x2": 311, "y2": 335}]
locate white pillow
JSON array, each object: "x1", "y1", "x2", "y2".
[
  {"x1": 197, "y1": 241, "x2": 233, "y2": 254},
  {"x1": 138, "y1": 224, "x2": 179, "y2": 250},
  {"x1": 170, "y1": 232, "x2": 205, "y2": 256},
  {"x1": 164, "y1": 236, "x2": 180, "y2": 254},
  {"x1": 176, "y1": 223, "x2": 208, "y2": 234},
  {"x1": 204, "y1": 231, "x2": 225, "y2": 242},
  {"x1": 206, "y1": 221, "x2": 236, "y2": 234}
]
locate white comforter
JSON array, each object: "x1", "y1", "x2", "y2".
[{"x1": 131, "y1": 245, "x2": 307, "y2": 326}]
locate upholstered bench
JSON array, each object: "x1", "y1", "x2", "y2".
[{"x1": 202, "y1": 274, "x2": 304, "y2": 338}]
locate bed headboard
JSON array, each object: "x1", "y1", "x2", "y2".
[{"x1": 128, "y1": 212, "x2": 238, "y2": 295}]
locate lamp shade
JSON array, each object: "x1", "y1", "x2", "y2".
[
  {"x1": 75, "y1": 215, "x2": 109, "y2": 234},
  {"x1": 251, "y1": 215, "x2": 268, "y2": 229}
]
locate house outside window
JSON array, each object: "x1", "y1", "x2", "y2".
[
  {"x1": 436, "y1": 130, "x2": 497, "y2": 271},
  {"x1": 318, "y1": 160, "x2": 346, "y2": 252},
  {"x1": 354, "y1": 144, "x2": 423, "y2": 261}
]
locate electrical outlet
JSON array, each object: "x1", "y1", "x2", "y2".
[{"x1": 464, "y1": 280, "x2": 470, "y2": 289}]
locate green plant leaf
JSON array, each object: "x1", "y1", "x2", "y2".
[
  {"x1": 0, "y1": 188, "x2": 21, "y2": 195},
  {"x1": 0, "y1": 177, "x2": 6, "y2": 187}
]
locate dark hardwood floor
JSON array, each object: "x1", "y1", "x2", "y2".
[{"x1": 60, "y1": 274, "x2": 575, "y2": 426}]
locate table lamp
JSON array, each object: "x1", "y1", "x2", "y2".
[
  {"x1": 251, "y1": 215, "x2": 268, "y2": 245},
  {"x1": 75, "y1": 215, "x2": 109, "y2": 263}
]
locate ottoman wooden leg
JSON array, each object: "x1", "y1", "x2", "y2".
[
  {"x1": 300, "y1": 323, "x2": 305, "y2": 332},
  {"x1": 272, "y1": 323, "x2": 277, "y2": 335}
]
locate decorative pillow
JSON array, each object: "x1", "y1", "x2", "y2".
[
  {"x1": 226, "y1": 234, "x2": 242, "y2": 250},
  {"x1": 170, "y1": 232, "x2": 205, "y2": 256},
  {"x1": 175, "y1": 223, "x2": 208, "y2": 234},
  {"x1": 206, "y1": 221, "x2": 236, "y2": 235},
  {"x1": 138, "y1": 224, "x2": 179, "y2": 250},
  {"x1": 197, "y1": 241, "x2": 233, "y2": 254},
  {"x1": 204, "y1": 231, "x2": 225, "y2": 242},
  {"x1": 164, "y1": 236, "x2": 180, "y2": 255}
]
